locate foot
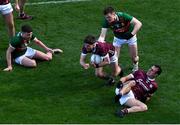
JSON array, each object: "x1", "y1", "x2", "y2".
[
  {"x1": 115, "y1": 108, "x2": 128, "y2": 118},
  {"x1": 115, "y1": 109, "x2": 125, "y2": 118},
  {"x1": 52, "y1": 48, "x2": 63, "y2": 54},
  {"x1": 132, "y1": 63, "x2": 138, "y2": 72},
  {"x1": 17, "y1": 13, "x2": 33, "y2": 20}
]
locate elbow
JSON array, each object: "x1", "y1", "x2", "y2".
[{"x1": 139, "y1": 21, "x2": 142, "y2": 28}]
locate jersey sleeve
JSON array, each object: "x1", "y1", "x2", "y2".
[
  {"x1": 9, "y1": 37, "x2": 19, "y2": 48},
  {"x1": 122, "y1": 12, "x2": 133, "y2": 21},
  {"x1": 116, "y1": 12, "x2": 133, "y2": 21},
  {"x1": 102, "y1": 18, "x2": 109, "y2": 28},
  {"x1": 81, "y1": 46, "x2": 88, "y2": 55}
]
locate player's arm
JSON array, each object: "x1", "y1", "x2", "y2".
[
  {"x1": 33, "y1": 38, "x2": 53, "y2": 53},
  {"x1": 130, "y1": 17, "x2": 142, "y2": 35},
  {"x1": 98, "y1": 28, "x2": 108, "y2": 42},
  {"x1": 120, "y1": 73, "x2": 134, "y2": 83},
  {"x1": 3, "y1": 45, "x2": 15, "y2": 71},
  {"x1": 80, "y1": 53, "x2": 90, "y2": 69}
]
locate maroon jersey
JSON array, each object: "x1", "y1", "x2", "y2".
[
  {"x1": 0, "y1": 0, "x2": 10, "y2": 5},
  {"x1": 82, "y1": 42, "x2": 115, "y2": 57},
  {"x1": 131, "y1": 70, "x2": 158, "y2": 102}
]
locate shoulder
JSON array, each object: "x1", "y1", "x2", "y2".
[
  {"x1": 81, "y1": 45, "x2": 88, "y2": 54},
  {"x1": 10, "y1": 32, "x2": 21, "y2": 45}
]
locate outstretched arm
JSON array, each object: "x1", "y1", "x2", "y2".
[
  {"x1": 33, "y1": 38, "x2": 53, "y2": 53},
  {"x1": 80, "y1": 54, "x2": 89, "y2": 69},
  {"x1": 3, "y1": 45, "x2": 15, "y2": 71}
]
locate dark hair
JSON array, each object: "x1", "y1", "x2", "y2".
[
  {"x1": 21, "y1": 25, "x2": 33, "y2": 33},
  {"x1": 154, "y1": 64, "x2": 162, "y2": 76},
  {"x1": 84, "y1": 35, "x2": 96, "y2": 45},
  {"x1": 103, "y1": 6, "x2": 115, "y2": 15}
]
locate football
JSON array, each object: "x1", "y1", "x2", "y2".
[{"x1": 90, "y1": 54, "x2": 103, "y2": 64}]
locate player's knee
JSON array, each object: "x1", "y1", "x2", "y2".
[
  {"x1": 45, "y1": 56, "x2": 52, "y2": 61},
  {"x1": 141, "y1": 104, "x2": 148, "y2": 111},
  {"x1": 31, "y1": 60, "x2": 37, "y2": 67}
]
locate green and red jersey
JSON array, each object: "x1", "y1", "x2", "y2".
[
  {"x1": 102, "y1": 12, "x2": 134, "y2": 39},
  {"x1": 10, "y1": 32, "x2": 36, "y2": 58}
]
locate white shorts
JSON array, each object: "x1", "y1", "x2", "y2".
[
  {"x1": 0, "y1": 3, "x2": 13, "y2": 15},
  {"x1": 15, "y1": 47, "x2": 37, "y2": 65},
  {"x1": 110, "y1": 52, "x2": 118, "y2": 63},
  {"x1": 115, "y1": 88, "x2": 135, "y2": 105},
  {"x1": 113, "y1": 35, "x2": 137, "y2": 47}
]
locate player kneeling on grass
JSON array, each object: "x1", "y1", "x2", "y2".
[
  {"x1": 3, "y1": 24, "x2": 63, "y2": 71},
  {"x1": 114, "y1": 65, "x2": 162, "y2": 117},
  {"x1": 80, "y1": 35, "x2": 123, "y2": 85}
]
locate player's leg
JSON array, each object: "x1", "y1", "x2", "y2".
[
  {"x1": 110, "y1": 61, "x2": 121, "y2": 77},
  {"x1": 125, "y1": 98, "x2": 148, "y2": 113},
  {"x1": 21, "y1": 57, "x2": 37, "y2": 67},
  {"x1": 128, "y1": 36, "x2": 139, "y2": 72},
  {"x1": 113, "y1": 37, "x2": 124, "y2": 59},
  {"x1": 115, "y1": 80, "x2": 136, "y2": 102},
  {"x1": 18, "y1": 0, "x2": 32, "y2": 20},
  {"x1": 95, "y1": 67, "x2": 114, "y2": 85},
  {"x1": 2, "y1": 4, "x2": 15, "y2": 38},
  {"x1": 15, "y1": 55, "x2": 37, "y2": 67},
  {"x1": 33, "y1": 50, "x2": 52, "y2": 61},
  {"x1": 116, "y1": 98, "x2": 147, "y2": 118}
]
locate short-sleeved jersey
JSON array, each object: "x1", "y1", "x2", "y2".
[
  {"x1": 102, "y1": 12, "x2": 134, "y2": 39},
  {"x1": 131, "y1": 70, "x2": 158, "y2": 102},
  {"x1": 0, "y1": 0, "x2": 10, "y2": 5},
  {"x1": 10, "y1": 32, "x2": 36, "y2": 58},
  {"x1": 82, "y1": 42, "x2": 115, "y2": 57}
]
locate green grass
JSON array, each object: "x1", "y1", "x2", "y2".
[{"x1": 0, "y1": 0, "x2": 179, "y2": 123}]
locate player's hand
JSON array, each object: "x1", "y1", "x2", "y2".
[
  {"x1": 3, "y1": 66, "x2": 13, "y2": 72},
  {"x1": 14, "y1": 3, "x2": 20, "y2": 12},
  {"x1": 83, "y1": 63, "x2": 90, "y2": 69},
  {"x1": 123, "y1": 32, "x2": 134, "y2": 40}
]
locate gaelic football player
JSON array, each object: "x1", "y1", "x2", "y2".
[
  {"x1": 80, "y1": 35, "x2": 123, "y2": 85},
  {"x1": 98, "y1": 7, "x2": 142, "y2": 72},
  {"x1": 3, "y1": 25, "x2": 63, "y2": 71}
]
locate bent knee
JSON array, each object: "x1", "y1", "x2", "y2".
[
  {"x1": 31, "y1": 60, "x2": 37, "y2": 67},
  {"x1": 44, "y1": 56, "x2": 52, "y2": 61},
  {"x1": 141, "y1": 104, "x2": 148, "y2": 111}
]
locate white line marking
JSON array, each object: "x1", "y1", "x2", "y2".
[{"x1": 24, "y1": 0, "x2": 91, "y2": 6}]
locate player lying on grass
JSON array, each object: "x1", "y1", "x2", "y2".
[
  {"x1": 114, "y1": 65, "x2": 162, "y2": 117},
  {"x1": 3, "y1": 24, "x2": 63, "y2": 71},
  {"x1": 80, "y1": 35, "x2": 123, "y2": 85}
]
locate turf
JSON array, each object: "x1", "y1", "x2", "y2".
[{"x1": 0, "y1": 0, "x2": 179, "y2": 123}]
